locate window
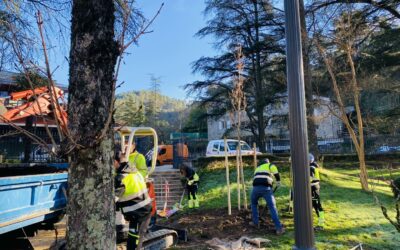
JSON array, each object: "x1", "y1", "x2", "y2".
[
  {"x1": 219, "y1": 121, "x2": 227, "y2": 130},
  {"x1": 219, "y1": 142, "x2": 225, "y2": 152},
  {"x1": 227, "y1": 141, "x2": 251, "y2": 151},
  {"x1": 212, "y1": 143, "x2": 219, "y2": 151}
]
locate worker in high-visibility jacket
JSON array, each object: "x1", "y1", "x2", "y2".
[
  {"x1": 309, "y1": 153, "x2": 325, "y2": 230},
  {"x1": 180, "y1": 164, "x2": 200, "y2": 208},
  {"x1": 251, "y1": 158, "x2": 285, "y2": 235},
  {"x1": 128, "y1": 142, "x2": 148, "y2": 178},
  {"x1": 115, "y1": 151, "x2": 152, "y2": 249}
]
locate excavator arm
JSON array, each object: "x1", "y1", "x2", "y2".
[{"x1": 1, "y1": 86, "x2": 68, "y2": 135}]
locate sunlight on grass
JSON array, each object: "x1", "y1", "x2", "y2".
[{"x1": 194, "y1": 163, "x2": 400, "y2": 249}]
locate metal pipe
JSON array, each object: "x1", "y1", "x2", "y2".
[{"x1": 283, "y1": 1, "x2": 315, "y2": 249}]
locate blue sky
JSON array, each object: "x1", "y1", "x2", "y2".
[{"x1": 52, "y1": 0, "x2": 216, "y2": 100}]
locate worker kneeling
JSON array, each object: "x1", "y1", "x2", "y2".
[
  {"x1": 180, "y1": 164, "x2": 200, "y2": 209},
  {"x1": 251, "y1": 158, "x2": 285, "y2": 235},
  {"x1": 115, "y1": 151, "x2": 152, "y2": 249}
]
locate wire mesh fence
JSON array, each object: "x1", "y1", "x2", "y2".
[
  {"x1": 0, "y1": 126, "x2": 63, "y2": 163},
  {"x1": 263, "y1": 135, "x2": 400, "y2": 155}
]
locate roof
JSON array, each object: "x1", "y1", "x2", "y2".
[
  {"x1": 0, "y1": 71, "x2": 18, "y2": 85},
  {"x1": 208, "y1": 139, "x2": 248, "y2": 143},
  {"x1": 0, "y1": 71, "x2": 68, "y2": 92}
]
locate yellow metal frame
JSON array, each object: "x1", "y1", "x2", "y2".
[{"x1": 115, "y1": 126, "x2": 158, "y2": 177}]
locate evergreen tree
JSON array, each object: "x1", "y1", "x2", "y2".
[{"x1": 186, "y1": 0, "x2": 286, "y2": 152}]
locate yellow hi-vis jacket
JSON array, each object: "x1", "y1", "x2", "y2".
[
  {"x1": 129, "y1": 151, "x2": 148, "y2": 178},
  {"x1": 310, "y1": 162, "x2": 321, "y2": 186},
  {"x1": 253, "y1": 163, "x2": 280, "y2": 187},
  {"x1": 115, "y1": 166, "x2": 152, "y2": 217}
]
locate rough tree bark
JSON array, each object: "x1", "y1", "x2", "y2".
[
  {"x1": 253, "y1": 0, "x2": 267, "y2": 153},
  {"x1": 299, "y1": 0, "x2": 319, "y2": 158},
  {"x1": 66, "y1": 0, "x2": 119, "y2": 249}
]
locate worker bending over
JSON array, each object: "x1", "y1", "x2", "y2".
[
  {"x1": 115, "y1": 151, "x2": 152, "y2": 249},
  {"x1": 128, "y1": 142, "x2": 148, "y2": 178},
  {"x1": 309, "y1": 153, "x2": 325, "y2": 230},
  {"x1": 251, "y1": 158, "x2": 285, "y2": 235},
  {"x1": 180, "y1": 164, "x2": 200, "y2": 208}
]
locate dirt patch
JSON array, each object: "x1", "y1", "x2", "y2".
[{"x1": 158, "y1": 207, "x2": 275, "y2": 249}]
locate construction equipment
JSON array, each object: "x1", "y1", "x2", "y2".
[
  {"x1": 1, "y1": 86, "x2": 68, "y2": 134},
  {"x1": 1, "y1": 87, "x2": 183, "y2": 247},
  {"x1": 115, "y1": 126, "x2": 181, "y2": 249}
]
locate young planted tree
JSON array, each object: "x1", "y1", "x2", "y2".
[
  {"x1": 224, "y1": 136, "x2": 232, "y2": 215},
  {"x1": 230, "y1": 45, "x2": 247, "y2": 210}
]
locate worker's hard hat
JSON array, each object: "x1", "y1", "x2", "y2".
[{"x1": 309, "y1": 153, "x2": 315, "y2": 164}]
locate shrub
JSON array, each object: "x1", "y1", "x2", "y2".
[{"x1": 392, "y1": 177, "x2": 400, "y2": 199}]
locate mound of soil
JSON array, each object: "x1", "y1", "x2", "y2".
[{"x1": 158, "y1": 207, "x2": 275, "y2": 248}]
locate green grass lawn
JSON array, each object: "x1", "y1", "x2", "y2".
[{"x1": 193, "y1": 162, "x2": 400, "y2": 249}]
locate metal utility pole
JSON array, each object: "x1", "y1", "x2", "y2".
[{"x1": 283, "y1": 1, "x2": 315, "y2": 249}]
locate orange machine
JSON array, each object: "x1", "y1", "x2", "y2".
[
  {"x1": 157, "y1": 144, "x2": 189, "y2": 166},
  {"x1": 1, "y1": 86, "x2": 68, "y2": 134}
]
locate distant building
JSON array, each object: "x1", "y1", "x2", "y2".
[{"x1": 207, "y1": 95, "x2": 343, "y2": 142}]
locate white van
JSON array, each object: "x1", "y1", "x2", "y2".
[{"x1": 206, "y1": 139, "x2": 260, "y2": 157}]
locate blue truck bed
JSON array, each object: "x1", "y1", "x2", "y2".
[{"x1": 0, "y1": 166, "x2": 68, "y2": 234}]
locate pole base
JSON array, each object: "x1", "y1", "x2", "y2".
[{"x1": 293, "y1": 247, "x2": 316, "y2": 250}]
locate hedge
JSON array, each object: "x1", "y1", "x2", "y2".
[{"x1": 193, "y1": 153, "x2": 400, "y2": 170}]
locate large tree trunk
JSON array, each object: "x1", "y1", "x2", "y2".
[
  {"x1": 299, "y1": 0, "x2": 319, "y2": 157},
  {"x1": 253, "y1": 1, "x2": 267, "y2": 153},
  {"x1": 66, "y1": 1, "x2": 119, "y2": 249}
]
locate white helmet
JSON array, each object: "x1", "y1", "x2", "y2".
[{"x1": 309, "y1": 153, "x2": 315, "y2": 164}]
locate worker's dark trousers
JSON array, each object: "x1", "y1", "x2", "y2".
[
  {"x1": 127, "y1": 220, "x2": 140, "y2": 249},
  {"x1": 311, "y1": 184, "x2": 323, "y2": 216},
  {"x1": 187, "y1": 184, "x2": 198, "y2": 200},
  {"x1": 127, "y1": 213, "x2": 151, "y2": 250},
  {"x1": 251, "y1": 186, "x2": 283, "y2": 231}
]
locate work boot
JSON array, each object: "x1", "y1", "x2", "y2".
[
  {"x1": 188, "y1": 199, "x2": 194, "y2": 209},
  {"x1": 314, "y1": 226, "x2": 324, "y2": 231},
  {"x1": 276, "y1": 226, "x2": 285, "y2": 235},
  {"x1": 248, "y1": 221, "x2": 260, "y2": 229},
  {"x1": 318, "y1": 211, "x2": 325, "y2": 227},
  {"x1": 194, "y1": 199, "x2": 199, "y2": 208}
]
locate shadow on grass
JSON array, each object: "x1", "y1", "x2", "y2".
[{"x1": 198, "y1": 168, "x2": 395, "y2": 212}]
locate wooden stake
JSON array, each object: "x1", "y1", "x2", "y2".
[
  {"x1": 236, "y1": 146, "x2": 241, "y2": 210},
  {"x1": 239, "y1": 146, "x2": 247, "y2": 210},
  {"x1": 253, "y1": 142, "x2": 257, "y2": 170},
  {"x1": 224, "y1": 137, "x2": 231, "y2": 215}
]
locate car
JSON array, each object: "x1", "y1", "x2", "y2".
[
  {"x1": 206, "y1": 139, "x2": 260, "y2": 157},
  {"x1": 376, "y1": 145, "x2": 400, "y2": 153},
  {"x1": 377, "y1": 145, "x2": 392, "y2": 153}
]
